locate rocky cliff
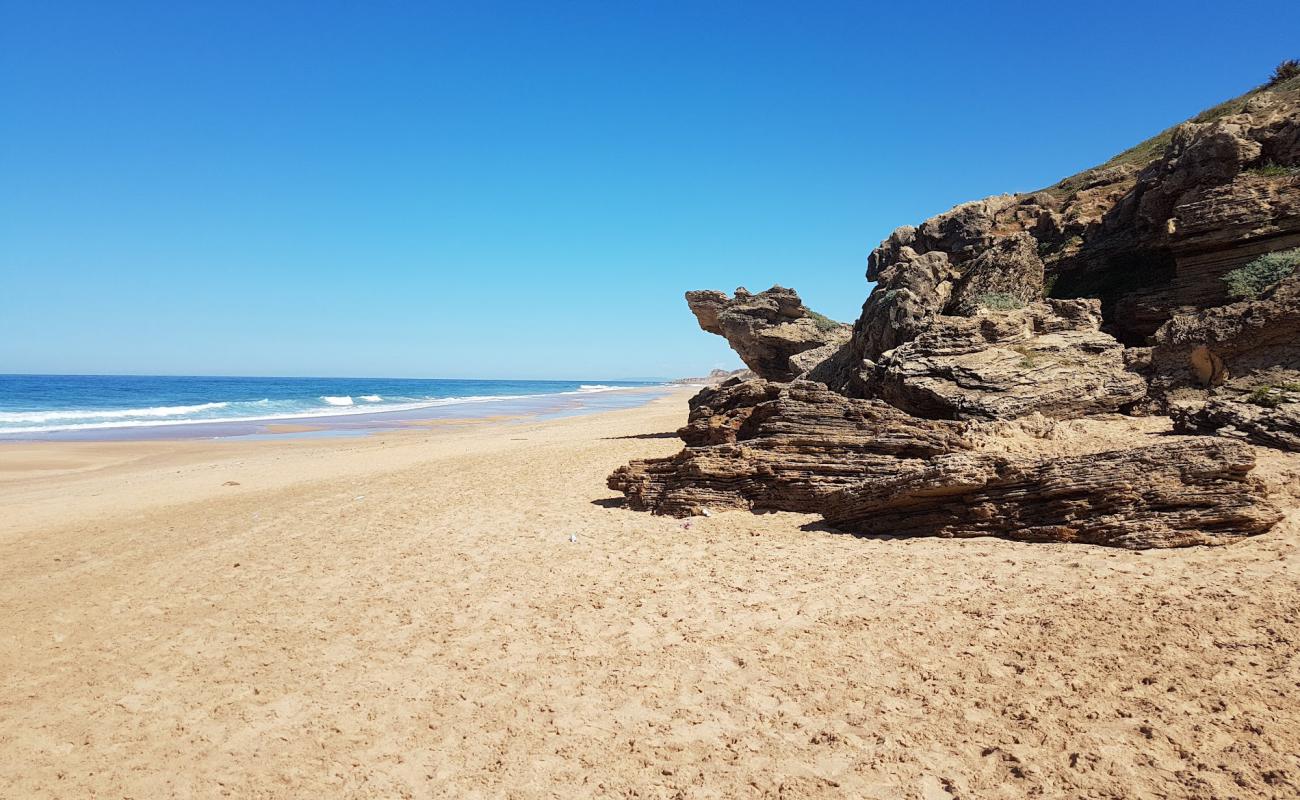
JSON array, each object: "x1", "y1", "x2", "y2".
[{"x1": 612, "y1": 70, "x2": 1300, "y2": 549}]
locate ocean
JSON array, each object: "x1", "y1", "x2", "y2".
[{"x1": 0, "y1": 374, "x2": 666, "y2": 439}]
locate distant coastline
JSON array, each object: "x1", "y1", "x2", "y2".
[{"x1": 669, "y1": 367, "x2": 753, "y2": 386}]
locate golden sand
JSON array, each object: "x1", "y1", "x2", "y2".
[{"x1": 2, "y1": 388, "x2": 1298, "y2": 798}]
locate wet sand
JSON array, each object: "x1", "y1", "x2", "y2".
[{"x1": 1, "y1": 388, "x2": 1298, "y2": 798}]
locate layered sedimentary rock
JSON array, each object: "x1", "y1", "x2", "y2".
[
  {"x1": 1169, "y1": 174, "x2": 1300, "y2": 310},
  {"x1": 946, "y1": 233, "x2": 1047, "y2": 316},
  {"x1": 858, "y1": 77, "x2": 1300, "y2": 345},
  {"x1": 684, "y1": 286, "x2": 851, "y2": 382},
  {"x1": 1149, "y1": 273, "x2": 1300, "y2": 393},
  {"x1": 854, "y1": 242, "x2": 958, "y2": 361},
  {"x1": 820, "y1": 440, "x2": 1281, "y2": 549},
  {"x1": 610, "y1": 380, "x2": 1281, "y2": 548},
  {"x1": 608, "y1": 380, "x2": 971, "y2": 515},
  {"x1": 1173, "y1": 395, "x2": 1300, "y2": 452},
  {"x1": 1139, "y1": 268, "x2": 1300, "y2": 451},
  {"x1": 867, "y1": 299, "x2": 1147, "y2": 420},
  {"x1": 611, "y1": 75, "x2": 1300, "y2": 548},
  {"x1": 849, "y1": 218, "x2": 1049, "y2": 372}
]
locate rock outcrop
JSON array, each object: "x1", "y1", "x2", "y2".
[
  {"x1": 612, "y1": 379, "x2": 1281, "y2": 549},
  {"x1": 857, "y1": 75, "x2": 1300, "y2": 346},
  {"x1": 947, "y1": 233, "x2": 1048, "y2": 316},
  {"x1": 867, "y1": 299, "x2": 1147, "y2": 420},
  {"x1": 854, "y1": 246, "x2": 957, "y2": 362},
  {"x1": 1173, "y1": 394, "x2": 1300, "y2": 452},
  {"x1": 821, "y1": 440, "x2": 1281, "y2": 549},
  {"x1": 609, "y1": 380, "x2": 971, "y2": 516},
  {"x1": 1146, "y1": 272, "x2": 1300, "y2": 450},
  {"x1": 1149, "y1": 272, "x2": 1300, "y2": 394},
  {"x1": 612, "y1": 73, "x2": 1300, "y2": 549},
  {"x1": 683, "y1": 286, "x2": 851, "y2": 382}
]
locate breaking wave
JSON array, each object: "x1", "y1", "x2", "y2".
[
  {"x1": 0, "y1": 380, "x2": 657, "y2": 436},
  {"x1": 0, "y1": 402, "x2": 229, "y2": 424}
]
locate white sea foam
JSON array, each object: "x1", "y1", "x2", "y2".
[
  {"x1": 0, "y1": 402, "x2": 229, "y2": 424},
  {"x1": 0, "y1": 385, "x2": 654, "y2": 436}
]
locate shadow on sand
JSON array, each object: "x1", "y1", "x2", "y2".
[{"x1": 603, "y1": 431, "x2": 679, "y2": 440}]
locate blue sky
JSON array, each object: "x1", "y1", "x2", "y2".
[{"x1": 2, "y1": 1, "x2": 1297, "y2": 379}]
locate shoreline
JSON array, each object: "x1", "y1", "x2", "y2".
[
  {"x1": 0, "y1": 387, "x2": 696, "y2": 539},
  {"x1": 0, "y1": 384, "x2": 673, "y2": 443}
]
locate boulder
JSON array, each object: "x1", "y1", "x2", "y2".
[
  {"x1": 850, "y1": 216, "x2": 1051, "y2": 384},
  {"x1": 852, "y1": 250, "x2": 958, "y2": 364},
  {"x1": 884, "y1": 195, "x2": 1018, "y2": 268}
]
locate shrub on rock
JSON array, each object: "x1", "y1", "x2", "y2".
[{"x1": 1223, "y1": 247, "x2": 1300, "y2": 300}]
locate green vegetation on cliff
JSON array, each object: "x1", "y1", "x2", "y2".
[{"x1": 1224, "y1": 248, "x2": 1300, "y2": 300}]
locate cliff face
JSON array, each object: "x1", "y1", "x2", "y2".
[
  {"x1": 903, "y1": 76, "x2": 1298, "y2": 338},
  {"x1": 846, "y1": 75, "x2": 1300, "y2": 394},
  {"x1": 612, "y1": 72, "x2": 1300, "y2": 549}
]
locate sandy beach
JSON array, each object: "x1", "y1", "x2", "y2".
[{"x1": 2, "y1": 387, "x2": 1298, "y2": 799}]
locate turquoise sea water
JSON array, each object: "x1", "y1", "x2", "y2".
[{"x1": 0, "y1": 375, "x2": 667, "y2": 440}]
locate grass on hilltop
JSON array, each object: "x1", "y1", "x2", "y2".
[{"x1": 1040, "y1": 66, "x2": 1300, "y2": 198}]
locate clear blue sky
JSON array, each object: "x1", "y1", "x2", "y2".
[{"x1": 2, "y1": 1, "x2": 1297, "y2": 379}]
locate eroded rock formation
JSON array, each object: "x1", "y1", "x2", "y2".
[
  {"x1": 611, "y1": 74, "x2": 1300, "y2": 548},
  {"x1": 821, "y1": 440, "x2": 1281, "y2": 549},
  {"x1": 1173, "y1": 396, "x2": 1300, "y2": 452},
  {"x1": 1149, "y1": 273, "x2": 1300, "y2": 395},
  {"x1": 610, "y1": 379, "x2": 1282, "y2": 548},
  {"x1": 857, "y1": 76, "x2": 1300, "y2": 346},
  {"x1": 609, "y1": 380, "x2": 971, "y2": 516},
  {"x1": 684, "y1": 286, "x2": 851, "y2": 382},
  {"x1": 1148, "y1": 272, "x2": 1300, "y2": 450},
  {"x1": 867, "y1": 299, "x2": 1147, "y2": 420}
]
